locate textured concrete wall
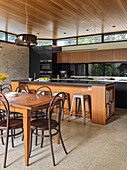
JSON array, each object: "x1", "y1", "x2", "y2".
[{"x1": 0, "y1": 42, "x2": 29, "y2": 83}]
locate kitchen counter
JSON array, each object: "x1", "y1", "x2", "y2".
[
  {"x1": 11, "y1": 79, "x2": 115, "y2": 125},
  {"x1": 11, "y1": 79, "x2": 115, "y2": 86}
]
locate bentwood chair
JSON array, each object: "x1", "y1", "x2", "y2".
[
  {"x1": 53, "y1": 92, "x2": 70, "y2": 120},
  {"x1": 31, "y1": 86, "x2": 52, "y2": 146},
  {"x1": 31, "y1": 86, "x2": 52, "y2": 119},
  {"x1": 0, "y1": 93, "x2": 23, "y2": 168},
  {"x1": 15, "y1": 84, "x2": 29, "y2": 93},
  {"x1": 29, "y1": 92, "x2": 67, "y2": 166},
  {"x1": 13, "y1": 84, "x2": 30, "y2": 118},
  {"x1": 2, "y1": 83, "x2": 12, "y2": 92}
]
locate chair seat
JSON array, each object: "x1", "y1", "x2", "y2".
[
  {"x1": 0, "y1": 119, "x2": 23, "y2": 130},
  {"x1": 31, "y1": 118, "x2": 58, "y2": 130},
  {"x1": 31, "y1": 111, "x2": 47, "y2": 118}
]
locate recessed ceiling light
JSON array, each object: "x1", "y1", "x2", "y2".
[
  {"x1": 112, "y1": 26, "x2": 116, "y2": 27},
  {"x1": 64, "y1": 32, "x2": 66, "y2": 34},
  {"x1": 37, "y1": 33, "x2": 40, "y2": 34},
  {"x1": 86, "y1": 29, "x2": 89, "y2": 31}
]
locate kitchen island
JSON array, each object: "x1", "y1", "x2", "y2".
[{"x1": 11, "y1": 80, "x2": 115, "y2": 125}]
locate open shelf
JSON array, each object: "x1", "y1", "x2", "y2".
[
  {"x1": 105, "y1": 84, "x2": 115, "y2": 123},
  {"x1": 106, "y1": 112, "x2": 114, "y2": 121}
]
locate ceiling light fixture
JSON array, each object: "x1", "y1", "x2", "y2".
[
  {"x1": 112, "y1": 25, "x2": 116, "y2": 27},
  {"x1": 15, "y1": 0, "x2": 37, "y2": 46},
  {"x1": 64, "y1": 32, "x2": 66, "y2": 34}
]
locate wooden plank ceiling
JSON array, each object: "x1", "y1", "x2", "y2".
[{"x1": 0, "y1": 0, "x2": 127, "y2": 39}]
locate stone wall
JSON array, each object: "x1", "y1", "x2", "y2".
[{"x1": 0, "y1": 42, "x2": 29, "y2": 83}]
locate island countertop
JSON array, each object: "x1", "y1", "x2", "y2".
[
  {"x1": 11, "y1": 79, "x2": 115, "y2": 86},
  {"x1": 11, "y1": 79, "x2": 115, "y2": 125}
]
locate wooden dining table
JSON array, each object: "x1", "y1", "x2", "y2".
[{"x1": 0, "y1": 93, "x2": 60, "y2": 166}]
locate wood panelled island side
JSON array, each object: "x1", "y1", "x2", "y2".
[{"x1": 11, "y1": 80, "x2": 115, "y2": 125}]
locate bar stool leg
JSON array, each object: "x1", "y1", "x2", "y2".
[
  {"x1": 67, "y1": 97, "x2": 70, "y2": 114},
  {"x1": 86, "y1": 96, "x2": 91, "y2": 119},
  {"x1": 75, "y1": 98, "x2": 80, "y2": 117},
  {"x1": 68, "y1": 96, "x2": 74, "y2": 122},
  {"x1": 62, "y1": 101, "x2": 64, "y2": 121},
  {"x1": 81, "y1": 95, "x2": 86, "y2": 125}
]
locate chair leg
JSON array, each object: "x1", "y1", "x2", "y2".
[
  {"x1": 22, "y1": 132, "x2": 24, "y2": 141},
  {"x1": 29, "y1": 129, "x2": 33, "y2": 158},
  {"x1": 13, "y1": 129, "x2": 16, "y2": 138},
  {"x1": 1, "y1": 130, "x2": 4, "y2": 145},
  {"x1": 49, "y1": 134, "x2": 55, "y2": 166},
  {"x1": 11, "y1": 129, "x2": 14, "y2": 148},
  {"x1": 3, "y1": 129, "x2": 9, "y2": 168},
  {"x1": 35, "y1": 128, "x2": 38, "y2": 146},
  {"x1": 41, "y1": 131, "x2": 44, "y2": 148},
  {"x1": 59, "y1": 131, "x2": 67, "y2": 154}
]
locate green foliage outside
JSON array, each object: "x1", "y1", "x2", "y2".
[
  {"x1": 105, "y1": 64, "x2": 118, "y2": 76},
  {"x1": 8, "y1": 34, "x2": 16, "y2": 42},
  {"x1": 78, "y1": 36, "x2": 101, "y2": 44},
  {"x1": 89, "y1": 64, "x2": 104, "y2": 76},
  {"x1": 104, "y1": 34, "x2": 127, "y2": 42}
]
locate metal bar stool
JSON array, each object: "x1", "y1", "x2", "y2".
[
  {"x1": 68, "y1": 93, "x2": 91, "y2": 124},
  {"x1": 53, "y1": 92, "x2": 70, "y2": 120}
]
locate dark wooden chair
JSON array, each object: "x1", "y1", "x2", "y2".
[
  {"x1": 2, "y1": 83, "x2": 12, "y2": 92},
  {"x1": 15, "y1": 84, "x2": 29, "y2": 93},
  {"x1": 31, "y1": 86, "x2": 52, "y2": 146},
  {"x1": 29, "y1": 92, "x2": 67, "y2": 166},
  {"x1": 0, "y1": 83, "x2": 12, "y2": 145},
  {"x1": 0, "y1": 93, "x2": 23, "y2": 168},
  {"x1": 33, "y1": 86, "x2": 52, "y2": 118}
]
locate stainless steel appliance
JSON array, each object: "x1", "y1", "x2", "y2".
[
  {"x1": 40, "y1": 60, "x2": 52, "y2": 78},
  {"x1": 59, "y1": 70, "x2": 68, "y2": 79},
  {"x1": 40, "y1": 60, "x2": 52, "y2": 71}
]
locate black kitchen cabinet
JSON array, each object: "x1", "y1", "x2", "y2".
[
  {"x1": 29, "y1": 45, "x2": 61, "y2": 79},
  {"x1": 115, "y1": 82, "x2": 127, "y2": 108},
  {"x1": 29, "y1": 46, "x2": 40, "y2": 79}
]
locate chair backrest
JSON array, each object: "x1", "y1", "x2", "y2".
[
  {"x1": 0, "y1": 93, "x2": 10, "y2": 127},
  {"x1": 48, "y1": 92, "x2": 66, "y2": 131},
  {"x1": 15, "y1": 84, "x2": 29, "y2": 93},
  {"x1": 36, "y1": 86, "x2": 52, "y2": 96},
  {"x1": 2, "y1": 83, "x2": 12, "y2": 92}
]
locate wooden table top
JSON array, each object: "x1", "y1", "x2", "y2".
[{"x1": 5, "y1": 93, "x2": 53, "y2": 110}]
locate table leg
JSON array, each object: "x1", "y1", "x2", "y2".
[{"x1": 23, "y1": 109, "x2": 31, "y2": 166}]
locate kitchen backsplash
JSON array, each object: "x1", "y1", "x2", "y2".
[{"x1": 58, "y1": 62, "x2": 127, "y2": 77}]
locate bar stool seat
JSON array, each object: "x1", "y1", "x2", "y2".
[
  {"x1": 68, "y1": 93, "x2": 91, "y2": 124},
  {"x1": 53, "y1": 92, "x2": 70, "y2": 120}
]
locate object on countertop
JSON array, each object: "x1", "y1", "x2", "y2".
[{"x1": 28, "y1": 78, "x2": 33, "y2": 81}]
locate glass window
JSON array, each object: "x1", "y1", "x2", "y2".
[
  {"x1": 8, "y1": 34, "x2": 16, "y2": 43},
  {"x1": 78, "y1": 35, "x2": 101, "y2": 45},
  {"x1": 37, "y1": 39, "x2": 52, "y2": 46},
  {"x1": 105, "y1": 63, "x2": 127, "y2": 76},
  {"x1": 88, "y1": 63, "x2": 104, "y2": 76},
  {"x1": 57, "y1": 38, "x2": 76, "y2": 46},
  {"x1": 104, "y1": 33, "x2": 127, "y2": 42},
  {"x1": 0, "y1": 32, "x2": 6, "y2": 41}
]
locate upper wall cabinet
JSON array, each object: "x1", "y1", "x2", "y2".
[{"x1": 57, "y1": 48, "x2": 127, "y2": 63}]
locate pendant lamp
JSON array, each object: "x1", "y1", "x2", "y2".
[{"x1": 15, "y1": 0, "x2": 37, "y2": 46}]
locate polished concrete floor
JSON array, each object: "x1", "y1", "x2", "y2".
[{"x1": 0, "y1": 108, "x2": 127, "y2": 170}]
